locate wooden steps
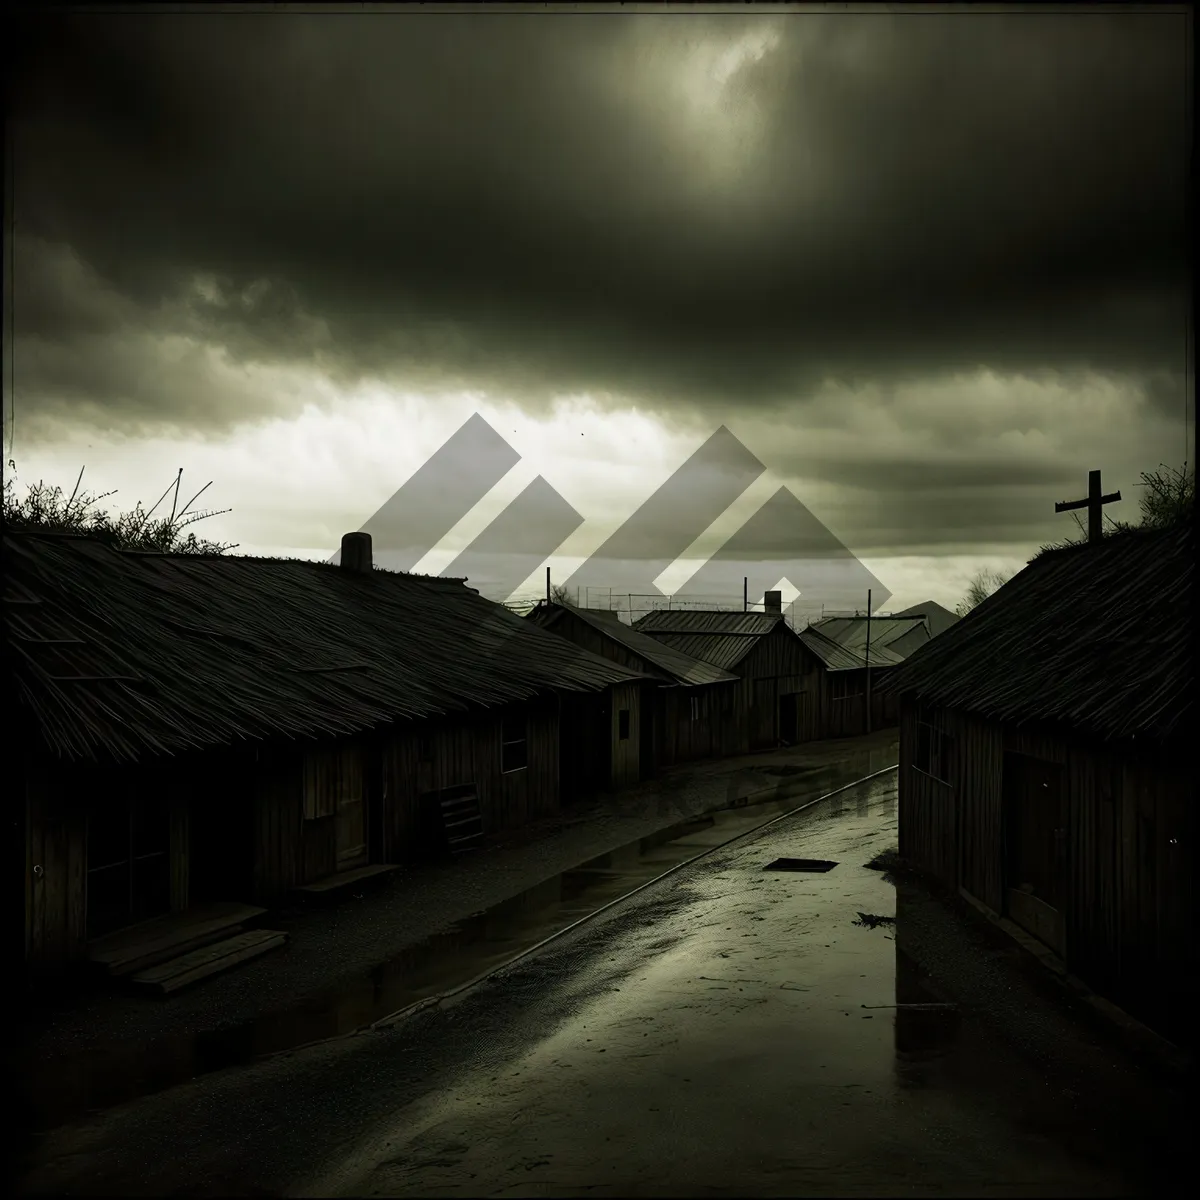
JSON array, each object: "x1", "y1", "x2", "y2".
[
  {"x1": 439, "y1": 786, "x2": 484, "y2": 855},
  {"x1": 292, "y1": 863, "x2": 400, "y2": 902},
  {"x1": 130, "y1": 929, "x2": 288, "y2": 995},
  {"x1": 87, "y1": 902, "x2": 268, "y2": 978}
]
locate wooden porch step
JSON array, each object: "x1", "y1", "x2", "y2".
[
  {"x1": 440, "y1": 789, "x2": 483, "y2": 855},
  {"x1": 87, "y1": 902, "x2": 268, "y2": 977},
  {"x1": 130, "y1": 929, "x2": 288, "y2": 995},
  {"x1": 292, "y1": 863, "x2": 400, "y2": 900}
]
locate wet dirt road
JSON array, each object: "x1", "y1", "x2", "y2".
[{"x1": 20, "y1": 773, "x2": 1185, "y2": 1197}]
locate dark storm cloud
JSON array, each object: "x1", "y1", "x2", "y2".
[{"x1": 7, "y1": 7, "x2": 1191, "y2": 434}]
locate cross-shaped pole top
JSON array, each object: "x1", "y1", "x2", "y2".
[{"x1": 1054, "y1": 469, "x2": 1122, "y2": 543}]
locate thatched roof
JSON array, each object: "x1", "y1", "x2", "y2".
[
  {"x1": 527, "y1": 602, "x2": 739, "y2": 686},
  {"x1": 630, "y1": 610, "x2": 790, "y2": 670},
  {"x1": 4, "y1": 531, "x2": 650, "y2": 763},
  {"x1": 879, "y1": 525, "x2": 1194, "y2": 744}
]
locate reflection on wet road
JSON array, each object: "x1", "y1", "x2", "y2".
[
  {"x1": 297, "y1": 776, "x2": 1130, "y2": 1198},
  {"x1": 19, "y1": 749, "x2": 890, "y2": 1134},
  {"x1": 22, "y1": 773, "x2": 1180, "y2": 1198}
]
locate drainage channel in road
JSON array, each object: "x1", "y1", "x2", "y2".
[{"x1": 21, "y1": 756, "x2": 896, "y2": 1134}]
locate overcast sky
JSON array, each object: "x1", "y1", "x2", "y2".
[{"x1": 5, "y1": 4, "x2": 1192, "y2": 615}]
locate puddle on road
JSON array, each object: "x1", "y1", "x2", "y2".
[{"x1": 20, "y1": 751, "x2": 896, "y2": 1134}]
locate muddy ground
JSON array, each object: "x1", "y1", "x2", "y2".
[{"x1": 19, "y1": 769, "x2": 1187, "y2": 1197}]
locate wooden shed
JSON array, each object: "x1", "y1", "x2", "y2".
[
  {"x1": 9, "y1": 529, "x2": 648, "y2": 979},
  {"x1": 880, "y1": 524, "x2": 1194, "y2": 1051},
  {"x1": 527, "y1": 602, "x2": 742, "y2": 772},
  {"x1": 797, "y1": 614, "x2": 934, "y2": 736},
  {"x1": 632, "y1": 600, "x2": 821, "y2": 750}
]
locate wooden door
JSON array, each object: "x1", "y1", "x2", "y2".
[
  {"x1": 779, "y1": 693, "x2": 799, "y2": 745},
  {"x1": 751, "y1": 680, "x2": 776, "y2": 749},
  {"x1": 639, "y1": 695, "x2": 656, "y2": 781},
  {"x1": 1002, "y1": 752, "x2": 1066, "y2": 954},
  {"x1": 335, "y1": 749, "x2": 368, "y2": 871},
  {"x1": 86, "y1": 792, "x2": 171, "y2": 940}
]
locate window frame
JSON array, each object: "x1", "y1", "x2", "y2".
[
  {"x1": 617, "y1": 708, "x2": 631, "y2": 741},
  {"x1": 913, "y1": 718, "x2": 955, "y2": 787},
  {"x1": 501, "y1": 714, "x2": 529, "y2": 774}
]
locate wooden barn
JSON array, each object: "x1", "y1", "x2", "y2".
[
  {"x1": 10, "y1": 529, "x2": 649, "y2": 982},
  {"x1": 797, "y1": 614, "x2": 934, "y2": 737},
  {"x1": 880, "y1": 524, "x2": 1194, "y2": 1051},
  {"x1": 632, "y1": 593, "x2": 819, "y2": 750},
  {"x1": 526, "y1": 601, "x2": 742, "y2": 771}
]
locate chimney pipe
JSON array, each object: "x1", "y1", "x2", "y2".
[
  {"x1": 764, "y1": 590, "x2": 782, "y2": 617},
  {"x1": 340, "y1": 531, "x2": 373, "y2": 574}
]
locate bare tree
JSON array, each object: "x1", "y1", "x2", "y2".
[
  {"x1": 955, "y1": 566, "x2": 1012, "y2": 617},
  {"x1": 1131, "y1": 462, "x2": 1193, "y2": 530},
  {"x1": 549, "y1": 582, "x2": 575, "y2": 606},
  {"x1": 3, "y1": 463, "x2": 236, "y2": 554}
]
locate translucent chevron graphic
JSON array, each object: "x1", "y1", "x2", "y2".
[
  {"x1": 338, "y1": 413, "x2": 889, "y2": 614},
  {"x1": 560, "y1": 427, "x2": 766, "y2": 599},
  {"x1": 329, "y1": 413, "x2": 519, "y2": 573},
  {"x1": 674, "y1": 485, "x2": 891, "y2": 612}
]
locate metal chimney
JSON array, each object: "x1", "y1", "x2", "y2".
[{"x1": 340, "y1": 531, "x2": 373, "y2": 574}]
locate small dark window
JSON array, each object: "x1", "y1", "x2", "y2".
[
  {"x1": 915, "y1": 722, "x2": 933, "y2": 773},
  {"x1": 418, "y1": 735, "x2": 434, "y2": 764},
  {"x1": 914, "y1": 720, "x2": 953, "y2": 786},
  {"x1": 501, "y1": 715, "x2": 528, "y2": 773},
  {"x1": 618, "y1": 709, "x2": 631, "y2": 740}
]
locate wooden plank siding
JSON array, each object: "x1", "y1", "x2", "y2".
[
  {"x1": 656, "y1": 681, "x2": 741, "y2": 767},
  {"x1": 608, "y1": 681, "x2": 642, "y2": 789},
  {"x1": 819, "y1": 666, "x2": 902, "y2": 740},
  {"x1": 734, "y1": 624, "x2": 818, "y2": 750},
  {"x1": 898, "y1": 695, "x2": 1194, "y2": 1049},
  {"x1": 529, "y1": 606, "x2": 738, "y2": 772},
  {"x1": 24, "y1": 689, "x2": 629, "y2": 966},
  {"x1": 24, "y1": 755, "x2": 195, "y2": 973},
  {"x1": 377, "y1": 697, "x2": 562, "y2": 865}
]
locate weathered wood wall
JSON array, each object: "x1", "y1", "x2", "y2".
[
  {"x1": 377, "y1": 697, "x2": 561, "y2": 867},
  {"x1": 608, "y1": 681, "x2": 642, "y2": 789},
  {"x1": 734, "y1": 625, "x2": 819, "y2": 750},
  {"x1": 535, "y1": 607, "x2": 744, "y2": 771},
  {"x1": 559, "y1": 692, "x2": 611, "y2": 804},
  {"x1": 897, "y1": 695, "x2": 1194, "y2": 1048},
  {"x1": 820, "y1": 666, "x2": 901, "y2": 739},
  {"x1": 656, "y1": 681, "x2": 742, "y2": 765},
  {"x1": 24, "y1": 755, "x2": 194, "y2": 971},
  {"x1": 24, "y1": 757, "x2": 87, "y2": 970}
]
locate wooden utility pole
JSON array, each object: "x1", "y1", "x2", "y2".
[
  {"x1": 864, "y1": 588, "x2": 873, "y2": 735},
  {"x1": 546, "y1": 566, "x2": 551, "y2": 604},
  {"x1": 1055, "y1": 469, "x2": 1121, "y2": 544},
  {"x1": 743, "y1": 577, "x2": 748, "y2": 612}
]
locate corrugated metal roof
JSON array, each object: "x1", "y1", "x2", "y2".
[
  {"x1": 798, "y1": 626, "x2": 907, "y2": 671},
  {"x1": 631, "y1": 609, "x2": 790, "y2": 670},
  {"x1": 809, "y1": 615, "x2": 930, "y2": 661},
  {"x1": 4, "y1": 531, "x2": 651, "y2": 763},
  {"x1": 528, "y1": 603, "x2": 740, "y2": 687},
  {"x1": 633, "y1": 610, "x2": 782, "y2": 637},
  {"x1": 879, "y1": 525, "x2": 1193, "y2": 743}
]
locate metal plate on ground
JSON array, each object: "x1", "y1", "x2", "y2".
[{"x1": 763, "y1": 858, "x2": 838, "y2": 873}]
